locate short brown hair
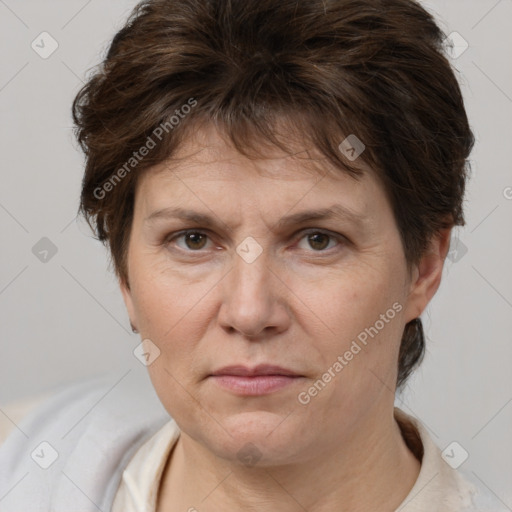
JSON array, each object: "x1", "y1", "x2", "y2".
[{"x1": 72, "y1": 0, "x2": 474, "y2": 388}]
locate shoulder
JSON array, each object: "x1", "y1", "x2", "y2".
[
  {"x1": 0, "y1": 371, "x2": 170, "y2": 512},
  {"x1": 394, "y1": 408, "x2": 509, "y2": 512},
  {"x1": 456, "y1": 469, "x2": 510, "y2": 512},
  {"x1": 0, "y1": 393, "x2": 52, "y2": 445}
]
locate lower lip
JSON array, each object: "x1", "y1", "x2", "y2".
[{"x1": 210, "y1": 375, "x2": 302, "y2": 395}]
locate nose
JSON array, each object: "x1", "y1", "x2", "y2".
[{"x1": 217, "y1": 249, "x2": 291, "y2": 339}]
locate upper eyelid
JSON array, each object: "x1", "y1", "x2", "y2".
[{"x1": 296, "y1": 227, "x2": 343, "y2": 238}]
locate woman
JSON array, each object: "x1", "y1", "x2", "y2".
[{"x1": 0, "y1": 0, "x2": 505, "y2": 510}]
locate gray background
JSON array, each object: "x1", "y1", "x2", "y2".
[{"x1": 1, "y1": 0, "x2": 511, "y2": 505}]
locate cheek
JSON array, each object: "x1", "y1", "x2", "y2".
[
  {"x1": 130, "y1": 251, "x2": 219, "y2": 339},
  {"x1": 131, "y1": 268, "x2": 217, "y2": 423},
  {"x1": 304, "y1": 262, "x2": 404, "y2": 330},
  {"x1": 299, "y1": 262, "x2": 408, "y2": 378}
]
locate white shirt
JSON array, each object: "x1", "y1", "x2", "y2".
[{"x1": 111, "y1": 408, "x2": 500, "y2": 511}]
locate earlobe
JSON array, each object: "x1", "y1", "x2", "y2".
[
  {"x1": 403, "y1": 228, "x2": 452, "y2": 323},
  {"x1": 119, "y1": 276, "x2": 138, "y2": 333}
]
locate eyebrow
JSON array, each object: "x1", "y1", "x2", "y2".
[
  {"x1": 271, "y1": 205, "x2": 367, "y2": 231},
  {"x1": 144, "y1": 205, "x2": 367, "y2": 232}
]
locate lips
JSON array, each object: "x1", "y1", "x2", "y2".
[
  {"x1": 209, "y1": 365, "x2": 304, "y2": 396},
  {"x1": 210, "y1": 364, "x2": 302, "y2": 377}
]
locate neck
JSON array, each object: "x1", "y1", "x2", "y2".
[{"x1": 157, "y1": 407, "x2": 421, "y2": 512}]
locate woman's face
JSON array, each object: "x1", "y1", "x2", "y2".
[{"x1": 121, "y1": 124, "x2": 440, "y2": 465}]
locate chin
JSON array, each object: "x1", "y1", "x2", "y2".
[{"x1": 204, "y1": 411, "x2": 306, "y2": 465}]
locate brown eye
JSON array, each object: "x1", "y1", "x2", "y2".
[
  {"x1": 296, "y1": 231, "x2": 341, "y2": 252},
  {"x1": 308, "y1": 233, "x2": 331, "y2": 250},
  {"x1": 183, "y1": 232, "x2": 208, "y2": 250},
  {"x1": 168, "y1": 230, "x2": 212, "y2": 251}
]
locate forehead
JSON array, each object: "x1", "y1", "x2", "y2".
[
  {"x1": 137, "y1": 122, "x2": 376, "y2": 191},
  {"x1": 132, "y1": 124, "x2": 393, "y2": 241}
]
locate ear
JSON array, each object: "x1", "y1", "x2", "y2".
[
  {"x1": 119, "y1": 276, "x2": 138, "y2": 333},
  {"x1": 403, "y1": 228, "x2": 452, "y2": 323}
]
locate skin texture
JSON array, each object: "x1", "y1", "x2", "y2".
[{"x1": 120, "y1": 124, "x2": 451, "y2": 511}]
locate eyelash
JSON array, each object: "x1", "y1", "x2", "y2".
[{"x1": 163, "y1": 228, "x2": 346, "y2": 255}]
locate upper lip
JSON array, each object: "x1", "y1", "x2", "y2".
[{"x1": 210, "y1": 364, "x2": 301, "y2": 377}]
